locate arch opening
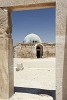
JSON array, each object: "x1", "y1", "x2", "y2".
[{"x1": 36, "y1": 45, "x2": 43, "y2": 58}]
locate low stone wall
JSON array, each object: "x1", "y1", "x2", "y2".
[{"x1": 14, "y1": 43, "x2": 55, "y2": 58}]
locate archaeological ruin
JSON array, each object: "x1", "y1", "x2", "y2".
[
  {"x1": 14, "y1": 33, "x2": 55, "y2": 58},
  {"x1": 0, "y1": 0, "x2": 67, "y2": 100}
]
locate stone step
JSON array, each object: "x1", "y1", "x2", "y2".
[{"x1": 10, "y1": 93, "x2": 53, "y2": 100}]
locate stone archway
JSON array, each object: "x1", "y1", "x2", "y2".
[
  {"x1": 0, "y1": 0, "x2": 67, "y2": 100},
  {"x1": 36, "y1": 45, "x2": 43, "y2": 58}
]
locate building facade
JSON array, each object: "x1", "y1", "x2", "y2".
[{"x1": 14, "y1": 33, "x2": 55, "y2": 58}]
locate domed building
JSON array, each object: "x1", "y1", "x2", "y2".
[
  {"x1": 23, "y1": 33, "x2": 42, "y2": 43},
  {"x1": 14, "y1": 33, "x2": 55, "y2": 58}
]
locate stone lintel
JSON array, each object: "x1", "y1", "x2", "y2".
[
  {"x1": 0, "y1": 0, "x2": 56, "y2": 8},
  {"x1": 6, "y1": 2, "x2": 56, "y2": 11},
  {"x1": 56, "y1": 0, "x2": 67, "y2": 100}
]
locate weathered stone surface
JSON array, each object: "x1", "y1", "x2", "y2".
[
  {"x1": 14, "y1": 43, "x2": 55, "y2": 58},
  {"x1": 0, "y1": 0, "x2": 56, "y2": 8},
  {"x1": 0, "y1": 8, "x2": 12, "y2": 34},
  {"x1": 56, "y1": 0, "x2": 67, "y2": 100},
  {"x1": 0, "y1": 0, "x2": 67, "y2": 100},
  {"x1": 63, "y1": 22, "x2": 67, "y2": 100},
  {"x1": 0, "y1": 9, "x2": 14, "y2": 99},
  {"x1": 0, "y1": 35, "x2": 14, "y2": 99},
  {"x1": 0, "y1": 1, "x2": 56, "y2": 99}
]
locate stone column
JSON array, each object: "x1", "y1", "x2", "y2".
[
  {"x1": 0, "y1": 8, "x2": 14, "y2": 99},
  {"x1": 56, "y1": 0, "x2": 67, "y2": 100}
]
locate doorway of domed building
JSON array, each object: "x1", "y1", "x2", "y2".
[{"x1": 36, "y1": 45, "x2": 43, "y2": 58}]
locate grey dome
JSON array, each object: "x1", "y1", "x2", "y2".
[{"x1": 24, "y1": 33, "x2": 42, "y2": 43}]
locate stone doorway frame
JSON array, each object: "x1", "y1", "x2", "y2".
[
  {"x1": 0, "y1": 0, "x2": 67, "y2": 100},
  {"x1": 36, "y1": 44, "x2": 43, "y2": 58}
]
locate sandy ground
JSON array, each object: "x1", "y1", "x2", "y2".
[{"x1": 10, "y1": 57, "x2": 56, "y2": 100}]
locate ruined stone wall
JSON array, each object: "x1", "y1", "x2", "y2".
[
  {"x1": 0, "y1": 0, "x2": 67, "y2": 100},
  {"x1": 14, "y1": 43, "x2": 35, "y2": 58},
  {"x1": 43, "y1": 44, "x2": 55, "y2": 57},
  {"x1": 14, "y1": 43, "x2": 55, "y2": 58}
]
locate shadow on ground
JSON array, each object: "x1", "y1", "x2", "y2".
[{"x1": 14, "y1": 87, "x2": 56, "y2": 100}]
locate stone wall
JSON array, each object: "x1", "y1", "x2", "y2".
[
  {"x1": 0, "y1": 8, "x2": 14, "y2": 99},
  {"x1": 14, "y1": 43, "x2": 55, "y2": 58},
  {"x1": 0, "y1": 0, "x2": 67, "y2": 100},
  {"x1": 43, "y1": 44, "x2": 55, "y2": 57},
  {"x1": 0, "y1": 0, "x2": 56, "y2": 8},
  {"x1": 56, "y1": 0, "x2": 67, "y2": 100}
]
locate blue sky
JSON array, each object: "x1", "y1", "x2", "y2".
[{"x1": 12, "y1": 8, "x2": 55, "y2": 45}]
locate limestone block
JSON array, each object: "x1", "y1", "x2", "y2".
[
  {"x1": 56, "y1": 0, "x2": 67, "y2": 100},
  {"x1": 0, "y1": 0, "x2": 56, "y2": 8},
  {"x1": 0, "y1": 8, "x2": 12, "y2": 34},
  {"x1": 0, "y1": 35, "x2": 14, "y2": 99},
  {"x1": 0, "y1": 9, "x2": 14, "y2": 99}
]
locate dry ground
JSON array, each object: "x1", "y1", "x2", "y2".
[{"x1": 10, "y1": 57, "x2": 56, "y2": 100}]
